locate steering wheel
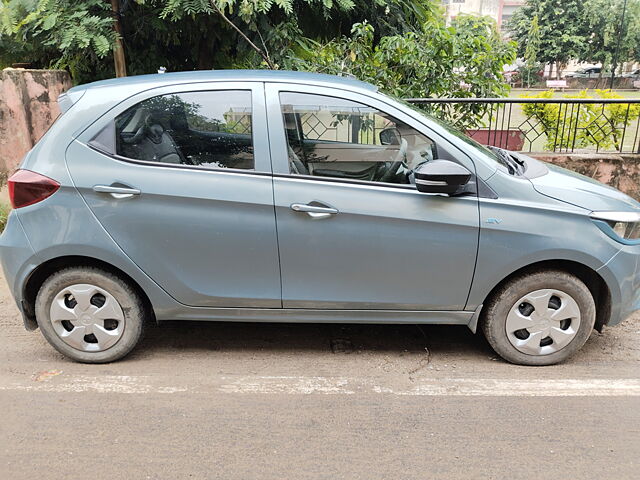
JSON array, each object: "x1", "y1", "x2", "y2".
[{"x1": 377, "y1": 138, "x2": 408, "y2": 183}]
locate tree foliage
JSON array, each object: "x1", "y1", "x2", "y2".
[
  {"x1": 273, "y1": 16, "x2": 514, "y2": 99},
  {"x1": 581, "y1": 0, "x2": 640, "y2": 70},
  {"x1": 0, "y1": 0, "x2": 515, "y2": 110},
  {"x1": 516, "y1": 14, "x2": 541, "y2": 88},
  {"x1": 266, "y1": 16, "x2": 514, "y2": 128},
  {"x1": 508, "y1": 0, "x2": 640, "y2": 73},
  {"x1": 507, "y1": 0, "x2": 585, "y2": 71},
  {"x1": 0, "y1": 0, "x2": 116, "y2": 76},
  {"x1": 1, "y1": 0, "x2": 436, "y2": 79}
]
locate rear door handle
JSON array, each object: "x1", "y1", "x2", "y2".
[
  {"x1": 290, "y1": 203, "x2": 339, "y2": 219},
  {"x1": 93, "y1": 185, "x2": 141, "y2": 199}
]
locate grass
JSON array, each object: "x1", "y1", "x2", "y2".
[{"x1": 0, "y1": 203, "x2": 10, "y2": 233}]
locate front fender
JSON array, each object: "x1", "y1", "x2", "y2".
[{"x1": 468, "y1": 196, "x2": 621, "y2": 312}]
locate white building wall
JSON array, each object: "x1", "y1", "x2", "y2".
[
  {"x1": 442, "y1": 0, "x2": 525, "y2": 29},
  {"x1": 442, "y1": 0, "x2": 501, "y2": 23}
]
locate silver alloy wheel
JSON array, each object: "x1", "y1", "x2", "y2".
[
  {"x1": 505, "y1": 288, "x2": 581, "y2": 356},
  {"x1": 49, "y1": 284, "x2": 125, "y2": 352}
]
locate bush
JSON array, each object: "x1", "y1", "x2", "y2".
[
  {"x1": 514, "y1": 63, "x2": 543, "y2": 88},
  {"x1": 520, "y1": 89, "x2": 640, "y2": 151},
  {"x1": 0, "y1": 203, "x2": 10, "y2": 233},
  {"x1": 277, "y1": 18, "x2": 516, "y2": 130}
]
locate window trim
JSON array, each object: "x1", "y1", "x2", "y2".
[
  {"x1": 77, "y1": 82, "x2": 272, "y2": 174},
  {"x1": 87, "y1": 142, "x2": 274, "y2": 178},
  {"x1": 273, "y1": 172, "x2": 419, "y2": 191}
]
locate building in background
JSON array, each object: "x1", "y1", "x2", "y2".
[{"x1": 442, "y1": 0, "x2": 525, "y2": 29}]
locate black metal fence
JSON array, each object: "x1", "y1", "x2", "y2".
[{"x1": 406, "y1": 98, "x2": 640, "y2": 154}]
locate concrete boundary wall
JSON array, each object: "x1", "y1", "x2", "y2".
[{"x1": 0, "y1": 68, "x2": 72, "y2": 175}]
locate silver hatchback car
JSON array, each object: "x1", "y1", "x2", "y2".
[{"x1": 2, "y1": 70, "x2": 640, "y2": 365}]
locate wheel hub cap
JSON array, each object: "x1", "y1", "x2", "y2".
[
  {"x1": 50, "y1": 284, "x2": 125, "y2": 352},
  {"x1": 505, "y1": 288, "x2": 581, "y2": 356}
]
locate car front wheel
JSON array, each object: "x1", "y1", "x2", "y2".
[
  {"x1": 481, "y1": 270, "x2": 596, "y2": 366},
  {"x1": 35, "y1": 267, "x2": 146, "y2": 363}
]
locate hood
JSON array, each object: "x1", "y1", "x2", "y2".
[{"x1": 528, "y1": 162, "x2": 640, "y2": 212}]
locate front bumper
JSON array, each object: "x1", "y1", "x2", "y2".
[
  {"x1": 0, "y1": 211, "x2": 39, "y2": 330},
  {"x1": 598, "y1": 243, "x2": 640, "y2": 326}
]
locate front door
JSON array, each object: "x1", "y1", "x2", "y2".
[
  {"x1": 266, "y1": 85, "x2": 479, "y2": 310},
  {"x1": 67, "y1": 83, "x2": 281, "y2": 308}
]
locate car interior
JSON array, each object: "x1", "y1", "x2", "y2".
[
  {"x1": 112, "y1": 92, "x2": 439, "y2": 184},
  {"x1": 115, "y1": 95, "x2": 254, "y2": 170},
  {"x1": 281, "y1": 103, "x2": 438, "y2": 186}
]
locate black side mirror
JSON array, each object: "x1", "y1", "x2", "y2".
[
  {"x1": 414, "y1": 160, "x2": 472, "y2": 195},
  {"x1": 379, "y1": 127, "x2": 401, "y2": 145}
]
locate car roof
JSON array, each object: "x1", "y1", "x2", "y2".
[{"x1": 68, "y1": 69, "x2": 378, "y2": 95}]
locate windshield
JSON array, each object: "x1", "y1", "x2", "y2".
[{"x1": 388, "y1": 94, "x2": 512, "y2": 170}]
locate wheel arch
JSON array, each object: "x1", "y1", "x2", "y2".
[
  {"x1": 22, "y1": 255, "x2": 156, "y2": 330},
  {"x1": 478, "y1": 259, "x2": 611, "y2": 333}
]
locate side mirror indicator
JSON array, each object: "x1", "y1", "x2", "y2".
[{"x1": 414, "y1": 160, "x2": 472, "y2": 195}]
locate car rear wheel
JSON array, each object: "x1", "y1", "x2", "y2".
[
  {"x1": 35, "y1": 267, "x2": 145, "y2": 363},
  {"x1": 481, "y1": 270, "x2": 596, "y2": 366}
]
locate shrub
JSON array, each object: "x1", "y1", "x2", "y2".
[
  {"x1": 0, "y1": 203, "x2": 10, "y2": 233},
  {"x1": 520, "y1": 89, "x2": 640, "y2": 151}
]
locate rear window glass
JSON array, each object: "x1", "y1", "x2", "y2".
[{"x1": 114, "y1": 90, "x2": 254, "y2": 170}]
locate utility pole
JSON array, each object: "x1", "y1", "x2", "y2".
[
  {"x1": 110, "y1": 0, "x2": 127, "y2": 77},
  {"x1": 610, "y1": 0, "x2": 629, "y2": 89}
]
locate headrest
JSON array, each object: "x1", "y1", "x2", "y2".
[{"x1": 147, "y1": 123, "x2": 165, "y2": 144}]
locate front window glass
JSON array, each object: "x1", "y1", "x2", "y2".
[
  {"x1": 388, "y1": 94, "x2": 514, "y2": 170},
  {"x1": 115, "y1": 90, "x2": 254, "y2": 169},
  {"x1": 279, "y1": 92, "x2": 438, "y2": 185}
]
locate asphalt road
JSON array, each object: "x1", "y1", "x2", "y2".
[{"x1": 0, "y1": 270, "x2": 639, "y2": 479}]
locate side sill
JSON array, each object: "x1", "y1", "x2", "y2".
[{"x1": 156, "y1": 308, "x2": 474, "y2": 325}]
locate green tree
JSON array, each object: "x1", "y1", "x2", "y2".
[
  {"x1": 277, "y1": 17, "x2": 515, "y2": 99},
  {"x1": 508, "y1": 0, "x2": 640, "y2": 78},
  {"x1": 0, "y1": 0, "x2": 116, "y2": 76},
  {"x1": 0, "y1": 0, "x2": 515, "y2": 117},
  {"x1": 581, "y1": 0, "x2": 640, "y2": 74},
  {"x1": 0, "y1": 0, "x2": 436, "y2": 79},
  {"x1": 507, "y1": 0, "x2": 587, "y2": 78},
  {"x1": 277, "y1": 17, "x2": 515, "y2": 128},
  {"x1": 521, "y1": 14, "x2": 540, "y2": 87}
]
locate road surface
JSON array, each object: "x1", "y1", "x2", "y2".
[{"x1": 0, "y1": 270, "x2": 638, "y2": 479}]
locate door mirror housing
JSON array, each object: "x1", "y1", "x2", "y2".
[
  {"x1": 379, "y1": 127, "x2": 401, "y2": 145},
  {"x1": 414, "y1": 160, "x2": 472, "y2": 195}
]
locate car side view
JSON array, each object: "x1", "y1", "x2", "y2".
[
  {"x1": 2, "y1": 70, "x2": 640, "y2": 365},
  {"x1": 564, "y1": 66, "x2": 603, "y2": 79}
]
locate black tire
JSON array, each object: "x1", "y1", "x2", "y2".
[
  {"x1": 481, "y1": 270, "x2": 596, "y2": 366},
  {"x1": 35, "y1": 267, "x2": 146, "y2": 363}
]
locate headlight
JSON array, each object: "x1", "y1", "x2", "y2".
[{"x1": 590, "y1": 211, "x2": 640, "y2": 242}]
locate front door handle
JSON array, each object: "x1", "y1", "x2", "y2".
[
  {"x1": 93, "y1": 185, "x2": 141, "y2": 199},
  {"x1": 290, "y1": 203, "x2": 339, "y2": 219}
]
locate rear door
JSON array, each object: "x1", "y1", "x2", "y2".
[{"x1": 66, "y1": 82, "x2": 281, "y2": 308}]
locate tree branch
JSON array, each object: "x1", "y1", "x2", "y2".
[{"x1": 209, "y1": 1, "x2": 276, "y2": 69}]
